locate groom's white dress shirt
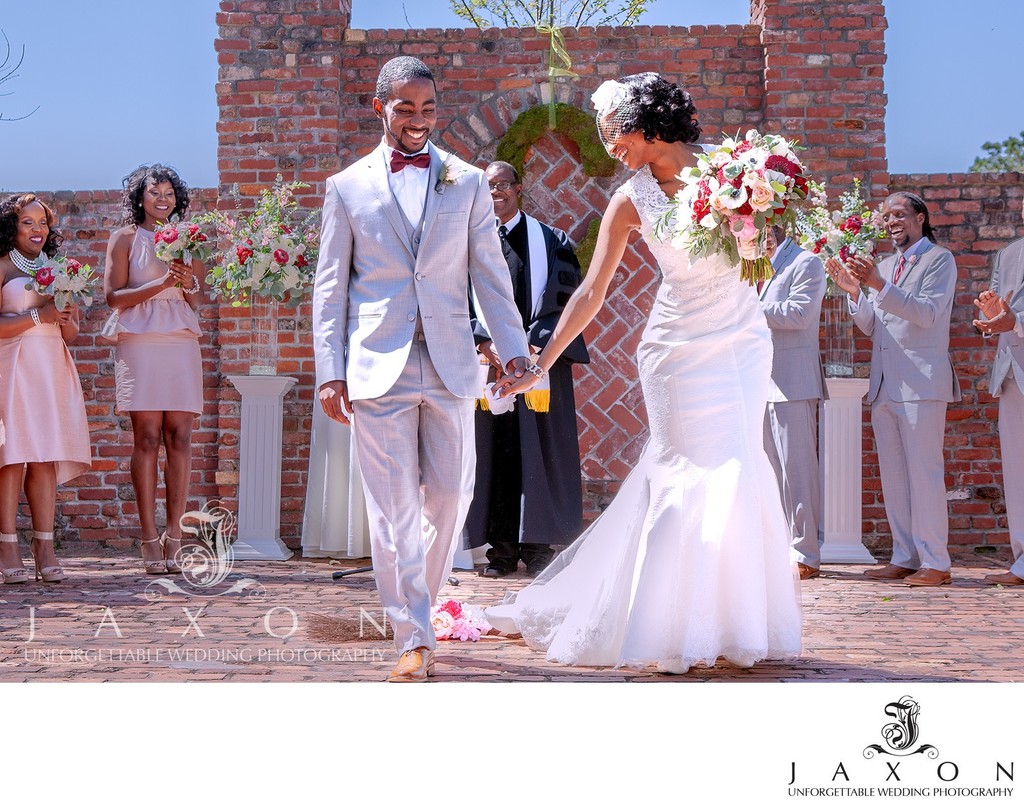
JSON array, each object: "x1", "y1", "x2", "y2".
[{"x1": 386, "y1": 144, "x2": 429, "y2": 224}]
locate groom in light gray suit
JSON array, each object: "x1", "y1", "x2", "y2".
[
  {"x1": 830, "y1": 192, "x2": 961, "y2": 587},
  {"x1": 312, "y1": 57, "x2": 530, "y2": 681},
  {"x1": 974, "y1": 201, "x2": 1024, "y2": 586},
  {"x1": 760, "y1": 227, "x2": 827, "y2": 580}
]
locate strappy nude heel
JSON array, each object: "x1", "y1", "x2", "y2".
[
  {"x1": 141, "y1": 537, "x2": 168, "y2": 575},
  {"x1": 30, "y1": 531, "x2": 65, "y2": 583},
  {"x1": 0, "y1": 533, "x2": 29, "y2": 585},
  {"x1": 163, "y1": 532, "x2": 183, "y2": 574}
]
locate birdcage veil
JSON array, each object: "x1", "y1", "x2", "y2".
[{"x1": 592, "y1": 80, "x2": 642, "y2": 150}]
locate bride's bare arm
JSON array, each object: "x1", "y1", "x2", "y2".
[{"x1": 494, "y1": 193, "x2": 640, "y2": 396}]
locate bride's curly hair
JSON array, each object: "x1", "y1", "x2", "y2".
[
  {"x1": 0, "y1": 193, "x2": 63, "y2": 258},
  {"x1": 120, "y1": 164, "x2": 190, "y2": 226},
  {"x1": 617, "y1": 73, "x2": 702, "y2": 145}
]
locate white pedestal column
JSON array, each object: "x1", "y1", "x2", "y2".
[
  {"x1": 819, "y1": 377, "x2": 875, "y2": 564},
  {"x1": 228, "y1": 375, "x2": 297, "y2": 561}
]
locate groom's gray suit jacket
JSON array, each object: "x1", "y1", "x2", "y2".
[{"x1": 312, "y1": 141, "x2": 528, "y2": 398}]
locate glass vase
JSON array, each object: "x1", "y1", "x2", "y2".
[
  {"x1": 249, "y1": 295, "x2": 279, "y2": 376},
  {"x1": 822, "y1": 289, "x2": 853, "y2": 378}
]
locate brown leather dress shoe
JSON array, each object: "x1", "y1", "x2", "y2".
[
  {"x1": 797, "y1": 563, "x2": 820, "y2": 580},
  {"x1": 388, "y1": 647, "x2": 436, "y2": 682},
  {"x1": 905, "y1": 568, "x2": 952, "y2": 587},
  {"x1": 982, "y1": 571, "x2": 1024, "y2": 586},
  {"x1": 864, "y1": 563, "x2": 915, "y2": 580}
]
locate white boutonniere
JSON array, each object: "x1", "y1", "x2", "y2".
[{"x1": 434, "y1": 155, "x2": 463, "y2": 194}]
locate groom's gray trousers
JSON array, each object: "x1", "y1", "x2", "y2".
[{"x1": 351, "y1": 335, "x2": 475, "y2": 654}]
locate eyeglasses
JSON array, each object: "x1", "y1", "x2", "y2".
[{"x1": 488, "y1": 181, "x2": 517, "y2": 192}]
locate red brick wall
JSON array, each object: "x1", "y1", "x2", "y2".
[
  {"x1": 213, "y1": 0, "x2": 347, "y2": 537},
  {"x1": 753, "y1": 0, "x2": 888, "y2": 195}
]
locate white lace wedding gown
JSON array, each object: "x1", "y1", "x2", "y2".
[{"x1": 486, "y1": 166, "x2": 802, "y2": 673}]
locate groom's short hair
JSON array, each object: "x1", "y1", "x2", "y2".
[{"x1": 375, "y1": 57, "x2": 435, "y2": 104}]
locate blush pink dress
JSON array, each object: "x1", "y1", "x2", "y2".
[
  {"x1": 111, "y1": 226, "x2": 203, "y2": 414},
  {"x1": 0, "y1": 275, "x2": 91, "y2": 484}
]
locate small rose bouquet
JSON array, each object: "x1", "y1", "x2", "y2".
[
  {"x1": 153, "y1": 217, "x2": 214, "y2": 267},
  {"x1": 430, "y1": 599, "x2": 492, "y2": 642},
  {"x1": 25, "y1": 256, "x2": 99, "y2": 310},
  {"x1": 656, "y1": 129, "x2": 811, "y2": 284},
  {"x1": 796, "y1": 178, "x2": 886, "y2": 264},
  {"x1": 196, "y1": 177, "x2": 320, "y2": 306}
]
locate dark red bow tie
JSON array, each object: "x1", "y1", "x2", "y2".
[{"x1": 390, "y1": 151, "x2": 431, "y2": 173}]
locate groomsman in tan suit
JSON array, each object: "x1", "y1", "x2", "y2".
[
  {"x1": 974, "y1": 200, "x2": 1024, "y2": 586},
  {"x1": 760, "y1": 227, "x2": 828, "y2": 580},
  {"x1": 313, "y1": 57, "x2": 531, "y2": 681},
  {"x1": 827, "y1": 192, "x2": 961, "y2": 587}
]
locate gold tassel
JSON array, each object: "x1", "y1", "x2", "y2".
[
  {"x1": 524, "y1": 390, "x2": 550, "y2": 413},
  {"x1": 476, "y1": 397, "x2": 490, "y2": 412}
]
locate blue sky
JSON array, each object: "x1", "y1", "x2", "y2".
[{"x1": 1, "y1": 0, "x2": 1021, "y2": 192}]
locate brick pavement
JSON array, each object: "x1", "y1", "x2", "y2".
[{"x1": 0, "y1": 545, "x2": 1020, "y2": 683}]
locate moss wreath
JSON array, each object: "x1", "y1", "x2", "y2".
[{"x1": 495, "y1": 103, "x2": 617, "y2": 274}]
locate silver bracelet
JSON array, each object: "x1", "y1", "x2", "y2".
[
  {"x1": 526, "y1": 361, "x2": 547, "y2": 380},
  {"x1": 183, "y1": 273, "x2": 201, "y2": 295},
  {"x1": 29, "y1": 307, "x2": 41, "y2": 327}
]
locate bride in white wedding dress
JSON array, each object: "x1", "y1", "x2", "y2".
[{"x1": 486, "y1": 73, "x2": 802, "y2": 673}]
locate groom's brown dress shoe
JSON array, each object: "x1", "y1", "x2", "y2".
[
  {"x1": 982, "y1": 571, "x2": 1024, "y2": 586},
  {"x1": 388, "y1": 647, "x2": 435, "y2": 683},
  {"x1": 905, "y1": 568, "x2": 952, "y2": 587},
  {"x1": 864, "y1": 563, "x2": 915, "y2": 580}
]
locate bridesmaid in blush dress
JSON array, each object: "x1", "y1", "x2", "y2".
[
  {"x1": 104, "y1": 165, "x2": 205, "y2": 575},
  {"x1": 0, "y1": 194, "x2": 91, "y2": 584}
]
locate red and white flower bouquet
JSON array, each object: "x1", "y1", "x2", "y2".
[
  {"x1": 196, "y1": 177, "x2": 319, "y2": 306},
  {"x1": 153, "y1": 218, "x2": 214, "y2": 267},
  {"x1": 25, "y1": 255, "x2": 98, "y2": 310},
  {"x1": 795, "y1": 178, "x2": 886, "y2": 263},
  {"x1": 657, "y1": 129, "x2": 810, "y2": 284}
]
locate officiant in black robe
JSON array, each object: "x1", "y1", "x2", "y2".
[{"x1": 467, "y1": 161, "x2": 590, "y2": 577}]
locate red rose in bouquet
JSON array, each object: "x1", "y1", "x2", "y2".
[{"x1": 35, "y1": 266, "x2": 55, "y2": 287}]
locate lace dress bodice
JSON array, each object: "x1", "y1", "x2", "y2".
[{"x1": 617, "y1": 165, "x2": 759, "y2": 340}]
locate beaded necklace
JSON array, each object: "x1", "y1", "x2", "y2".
[{"x1": 9, "y1": 248, "x2": 45, "y2": 277}]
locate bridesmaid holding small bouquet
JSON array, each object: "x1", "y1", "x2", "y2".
[
  {"x1": 104, "y1": 165, "x2": 205, "y2": 575},
  {"x1": 0, "y1": 193, "x2": 91, "y2": 584}
]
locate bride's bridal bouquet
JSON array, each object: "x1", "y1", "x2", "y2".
[
  {"x1": 25, "y1": 256, "x2": 99, "y2": 310},
  {"x1": 795, "y1": 178, "x2": 886, "y2": 263},
  {"x1": 657, "y1": 130, "x2": 810, "y2": 284}
]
